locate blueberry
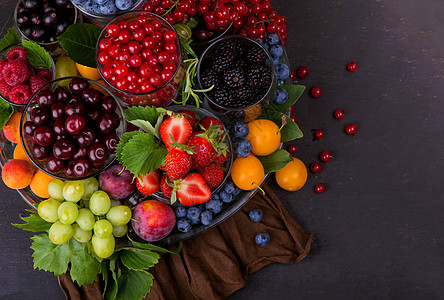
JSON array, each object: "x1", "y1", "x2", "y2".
[
  {"x1": 83, "y1": 0, "x2": 99, "y2": 12},
  {"x1": 267, "y1": 33, "x2": 279, "y2": 45},
  {"x1": 99, "y1": 2, "x2": 118, "y2": 14},
  {"x1": 175, "y1": 205, "x2": 187, "y2": 218},
  {"x1": 255, "y1": 232, "x2": 270, "y2": 246},
  {"x1": 249, "y1": 208, "x2": 263, "y2": 222},
  {"x1": 275, "y1": 64, "x2": 290, "y2": 81},
  {"x1": 270, "y1": 45, "x2": 283, "y2": 59},
  {"x1": 186, "y1": 207, "x2": 202, "y2": 224},
  {"x1": 115, "y1": 0, "x2": 133, "y2": 10},
  {"x1": 176, "y1": 218, "x2": 192, "y2": 233},
  {"x1": 223, "y1": 182, "x2": 235, "y2": 194},
  {"x1": 235, "y1": 139, "x2": 252, "y2": 158},
  {"x1": 232, "y1": 121, "x2": 249, "y2": 139},
  {"x1": 205, "y1": 199, "x2": 223, "y2": 214},
  {"x1": 212, "y1": 193, "x2": 220, "y2": 200},
  {"x1": 219, "y1": 190, "x2": 233, "y2": 203},
  {"x1": 71, "y1": 0, "x2": 87, "y2": 4},
  {"x1": 200, "y1": 210, "x2": 213, "y2": 226},
  {"x1": 93, "y1": 0, "x2": 108, "y2": 4},
  {"x1": 232, "y1": 186, "x2": 241, "y2": 196},
  {"x1": 273, "y1": 88, "x2": 288, "y2": 105}
]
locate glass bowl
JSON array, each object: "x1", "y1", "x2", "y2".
[
  {"x1": 19, "y1": 76, "x2": 126, "y2": 181},
  {"x1": 0, "y1": 43, "x2": 56, "y2": 108},
  {"x1": 196, "y1": 35, "x2": 276, "y2": 112},
  {"x1": 14, "y1": 0, "x2": 80, "y2": 57},
  {"x1": 96, "y1": 11, "x2": 185, "y2": 107}
]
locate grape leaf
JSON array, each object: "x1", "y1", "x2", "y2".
[
  {"x1": 12, "y1": 211, "x2": 51, "y2": 233},
  {"x1": 21, "y1": 40, "x2": 52, "y2": 69},
  {"x1": 119, "y1": 248, "x2": 159, "y2": 270},
  {"x1": 257, "y1": 149, "x2": 293, "y2": 173},
  {"x1": 116, "y1": 131, "x2": 143, "y2": 162},
  {"x1": 0, "y1": 28, "x2": 21, "y2": 53},
  {"x1": 117, "y1": 266, "x2": 153, "y2": 300},
  {"x1": 270, "y1": 85, "x2": 305, "y2": 113},
  {"x1": 120, "y1": 133, "x2": 168, "y2": 176},
  {"x1": 31, "y1": 234, "x2": 100, "y2": 286},
  {"x1": 0, "y1": 100, "x2": 13, "y2": 130},
  {"x1": 57, "y1": 23, "x2": 101, "y2": 68},
  {"x1": 130, "y1": 237, "x2": 183, "y2": 254}
]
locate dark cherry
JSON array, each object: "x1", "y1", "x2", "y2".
[
  {"x1": 85, "y1": 108, "x2": 101, "y2": 122},
  {"x1": 65, "y1": 115, "x2": 86, "y2": 135},
  {"x1": 297, "y1": 66, "x2": 310, "y2": 79},
  {"x1": 314, "y1": 129, "x2": 325, "y2": 140},
  {"x1": 87, "y1": 143, "x2": 108, "y2": 165},
  {"x1": 347, "y1": 61, "x2": 358, "y2": 72},
  {"x1": 32, "y1": 144, "x2": 50, "y2": 160},
  {"x1": 334, "y1": 109, "x2": 345, "y2": 120},
  {"x1": 314, "y1": 183, "x2": 326, "y2": 194},
  {"x1": 54, "y1": 87, "x2": 69, "y2": 102},
  {"x1": 93, "y1": 137, "x2": 101, "y2": 144},
  {"x1": 100, "y1": 96, "x2": 116, "y2": 112},
  {"x1": 23, "y1": 121, "x2": 37, "y2": 136},
  {"x1": 76, "y1": 127, "x2": 96, "y2": 148},
  {"x1": 30, "y1": 106, "x2": 50, "y2": 126},
  {"x1": 64, "y1": 102, "x2": 85, "y2": 116},
  {"x1": 288, "y1": 144, "x2": 297, "y2": 154},
  {"x1": 82, "y1": 89, "x2": 103, "y2": 107},
  {"x1": 345, "y1": 124, "x2": 357, "y2": 135},
  {"x1": 53, "y1": 139, "x2": 75, "y2": 160},
  {"x1": 63, "y1": 159, "x2": 76, "y2": 177},
  {"x1": 98, "y1": 112, "x2": 120, "y2": 134},
  {"x1": 46, "y1": 155, "x2": 65, "y2": 173},
  {"x1": 73, "y1": 147, "x2": 87, "y2": 160},
  {"x1": 69, "y1": 78, "x2": 89, "y2": 94},
  {"x1": 37, "y1": 90, "x2": 56, "y2": 107},
  {"x1": 33, "y1": 126, "x2": 55, "y2": 146},
  {"x1": 103, "y1": 133, "x2": 119, "y2": 154},
  {"x1": 50, "y1": 102, "x2": 65, "y2": 120},
  {"x1": 68, "y1": 95, "x2": 82, "y2": 104},
  {"x1": 73, "y1": 158, "x2": 93, "y2": 177},
  {"x1": 53, "y1": 119, "x2": 67, "y2": 136},
  {"x1": 320, "y1": 151, "x2": 333, "y2": 162},
  {"x1": 311, "y1": 86, "x2": 322, "y2": 98},
  {"x1": 56, "y1": 135, "x2": 68, "y2": 141},
  {"x1": 24, "y1": 0, "x2": 38, "y2": 10},
  {"x1": 310, "y1": 163, "x2": 322, "y2": 173}
]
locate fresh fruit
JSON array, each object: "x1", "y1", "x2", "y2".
[
  {"x1": 255, "y1": 232, "x2": 270, "y2": 246},
  {"x1": 334, "y1": 109, "x2": 345, "y2": 120},
  {"x1": 29, "y1": 170, "x2": 58, "y2": 198},
  {"x1": 175, "y1": 173, "x2": 212, "y2": 205},
  {"x1": 200, "y1": 116, "x2": 224, "y2": 131},
  {"x1": 178, "y1": 109, "x2": 198, "y2": 128},
  {"x1": 47, "y1": 179, "x2": 65, "y2": 200},
  {"x1": 3, "y1": 112, "x2": 22, "y2": 143},
  {"x1": 347, "y1": 61, "x2": 358, "y2": 72},
  {"x1": 288, "y1": 145, "x2": 297, "y2": 154},
  {"x1": 275, "y1": 157, "x2": 307, "y2": 191},
  {"x1": 246, "y1": 119, "x2": 281, "y2": 156},
  {"x1": 72, "y1": 223, "x2": 92, "y2": 243},
  {"x1": 62, "y1": 180, "x2": 84, "y2": 202},
  {"x1": 75, "y1": 63, "x2": 101, "y2": 80},
  {"x1": 49, "y1": 221, "x2": 74, "y2": 245},
  {"x1": 76, "y1": 208, "x2": 95, "y2": 231},
  {"x1": 136, "y1": 169, "x2": 161, "y2": 195},
  {"x1": 13, "y1": 142, "x2": 34, "y2": 168},
  {"x1": 1, "y1": 159, "x2": 34, "y2": 189},
  {"x1": 99, "y1": 164, "x2": 135, "y2": 200},
  {"x1": 57, "y1": 201, "x2": 79, "y2": 225},
  {"x1": 176, "y1": 218, "x2": 191, "y2": 233},
  {"x1": 164, "y1": 148, "x2": 193, "y2": 180},
  {"x1": 311, "y1": 86, "x2": 322, "y2": 98},
  {"x1": 89, "y1": 190, "x2": 111, "y2": 215},
  {"x1": 234, "y1": 138, "x2": 252, "y2": 158},
  {"x1": 160, "y1": 175, "x2": 173, "y2": 198},
  {"x1": 345, "y1": 124, "x2": 358, "y2": 135},
  {"x1": 320, "y1": 151, "x2": 333, "y2": 162},
  {"x1": 106, "y1": 205, "x2": 131, "y2": 227},
  {"x1": 131, "y1": 200, "x2": 176, "y2": 242},
  {"x1": 249, "y1": 208, "x2": 263, "y2": 222},
  {"x1": 314, "y1": 129, "x2": 325, "y2": 140},
  {"x1": 243, "y1": 103, "x2": 262, "y2": 122},
  {"x1": 93, "y1": 219, "x2": 113, "y2": 238},
  {"x1": 314, "y1": 183, "x2": 326, "y2": 193},
  {"x1": 187, "y1": 130, "x2": 226, "y2": 168},
  {"x1": 160, "y1": 115, "x2": 193, "y2": 150},
  {"x1": 204, "y1": 199, "x2": 222, "y2": 214},
  {"x1": 112, "y1": 225, "x2": 128, "y2": 238},
  {"x1": 273, "y1": 88, "x2": 288, "y2": 104},
  {"x1": 232, "y1": 121, "x2": 249, "y2": 139},
  {"x1": 37, "y1": 198, "x2": 62, "y2": 222},
  {"x1": 81, "y1": 177, "x2": 99, "y2": 200},
  {"x1": 197, "y1": 162, "x2": 224, "y2": 190},
  {"x1": 297, "y1": 66, "x2": 310, "y2": 79},
  {"x1": 92, "y1": 234, "x2": 115, "y2": 259},
  {"x1": 200, "y1": 210, "x2": 213, "y2": 226},
  {"x1": 55, "y1": 56, "x2": 78, "y2": 87},
  {"x1": 231, "y1": 155, "x2": 265, "y2": 190},
  {"x1": 310, "y1": 162, "x2": 322, "y2": 173}
]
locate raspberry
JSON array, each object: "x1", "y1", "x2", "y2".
[
  {"x1": 2, "y1": 61, "x2": 30, "y2": 86},
  {"x1": 29, "y1": 75, "x2": 48, "y2": 94},
  {"x1": 36, "y1": 68, "x2": 53, "y2": 82},
  {"x1": 0, "y1": 78, "x2": 11, "y2": 98},
  {"x1": 5, "y1": 47, "x2": 28, "y2": 63},
  {"x1": 28, "y1": 64, "x2": 35, "y2": 76},
  {"x1": 0, "y1": 59, "x2": 6, "y2": 76},
  {"x1": 8, "y1": 83, "x2": 32, "y2": 104}
]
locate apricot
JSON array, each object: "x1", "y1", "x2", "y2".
[
  {"x1": 13, "y1": 141, "x2": 35, "y2": 171},
  {"x1": 30, "y1": 170, "x2": 58, "y2": 198},
  {"x1": 1, "y1": 159, "x2": 34, "y2": 189},
  {"x1": 3, "y1": 112, "x2": 22, "y2": 144}
]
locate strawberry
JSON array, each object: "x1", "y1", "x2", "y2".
[
  {"x1": 200, "y1": 116, "x2": 224, "y2": 131},
  {"x1": 187, "y1": 129, "x2": 229, "y2": 168},
  {"x1": 216, "y1": 150, "x2": 229, "y2": 165},
  {"x1": 160, "y1": 174, "x2": 174, "y2": 198},
  {"x1": 164, "y1": 148, "x2": 192, "y2": 180},
  {"x1": 178, "y1": 109, "x2": 199, "y2": 128},
  {"x1": 197, "y1": 163, "x2": 224, "y2": 190},
  {"x1": 136, "y1": 169, "x2": 161, "y2": 195},
  {"x1": 160, "y1": 114, "x2": 192, "y2": 150},
  {"x1": 175, "y1": 173, "x2": 211, "y2": 205}
]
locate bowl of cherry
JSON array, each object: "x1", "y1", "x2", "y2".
[
  {"x1": 19, "y1": 76, "x2": 126, "y2": 180},
  {"x1": 95, "y1": 11, "x2": 185, "y2": 107}
]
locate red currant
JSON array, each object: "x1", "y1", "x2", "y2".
[
  {"x1": 297, "y1": 66, "x2": 309, "y2": 79},
  {"x1": 311, "y1": 86, "x2": 322, "y2": 98},
  {"x1": 164, "y1": 42, "x2": 177, "y2": 53},
  {"x1": 291, "y1": 71, "x2": 296, "y2": 81},
  {"x1": 314, "y1": 129, "x2": 325, "y2": 139},
  {"x1": 132, "y1": 28, "x2": 146, "y2": 41},
  {"x1": 347, "y1": 61, "x2": 358, "y2": 72},
  {"x1": 320, "y1": 151, "x2": 332, "y2": 162},
  {"x1": 106, "y1": 24, "x2": 120, "y2": 37},
  {"x1": 310, "y1": 163, "x2": 322, "y2": 173},
  {"x1": 139, "y1": 64, "x2": 154, "y2": 78},
  {"x1": 163, "y1": 30, "x2": 177, "y2": 42},
  {"x1": 334, "y1": 109, "x2": 345, "y2": 120},
  {"x1": 288, "y1": 145, "x2": 297, "y2": 154},
  {"x1": 98, "y1": 52, "x2": 110, "y2": 65},
  {"x1": 314, "y1": 183, "x2": 326, "y2": 194},
  {"x1": 129, "y1": 55, "x2": 142, "y2": 68},
  {"x1": 345, "y1": 124, "x2": 357, "y2": 135},
  {"x1": 290, "y1": 114, "x2": 297, "y2": 123}
]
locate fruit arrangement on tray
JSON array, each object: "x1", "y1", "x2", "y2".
[{"x1": 0, "y1": 0, "x2": 307, "y2": 299}]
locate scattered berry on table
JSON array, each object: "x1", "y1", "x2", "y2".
[
  {"x1": 200, "y1": 210, "x2": 213, "y2": 226},
  {"x1": 255, "y1": 232, "x2": 270, "y2": 246},
  {"x1": 314, "y1": 129, "x2": 325, "y2": 140},
  {"x1": 320, "y1": 151, "x2": 333, "y2": 162},
  {"x1": 314, "y1": 183, "x2": 326, "y2": 194},
  {"x1": 275, "y1": 63, "x2": 290, "y2": 81},
  {"x1": 187, "y1": 206, "x2": 203, "y2": 224},
  {"x1": 232, "y1": 121, "x2": 249, "y2": 140},
  {"x1": 310, "y1": 163, "x2": 322, "y2": 173},
  {"x1": 176, "y1": 218, "x2": 192, "y2": 233},
  {"x1": 311, "y1": 86, "x2": 322, "y2": 98},
  {"x1": 291, "y1": 71, "x2": 296, "y2": 81},
  {"x1": 288, "y1": 145, "x2": 297, "y2": 154},
  {"x1": 219, "y1": 190, "x2": 233, "y2": 203},
  {"x1": 249, "y1": 209, "x2": 263, "y2": 222},
  {"x1": 273, "y1": 88, "x2": 288, "y2": 105},
  {"x1": 205, "y1": 199, "x2": 223, "y2": 214},
  {"x1": 223, "y1": 182, "x2": 236, "y2": 195},
  {"x1": 291, "y1": 105, "x2": 295, "y2": 114},
  {"x1": 175, "y1": 206, "x2": 187, "y2": 218},
  {"x1": 290, "y1": 115, "x2": 298, "y2": 123},
  {"x1": 347, "y1": 61, "x2": 358, "y2": 72},
  {"x1": 334, "y1": 109, "x2": 345, "y2": 120},
  {"x1": 297, "y1": 66, "x2": 310, "y2": 79},
  {"x1": 345, "y1": 124, "x2": 358, "y2": 135},
  {"x1": 235, "y1": 138, "x2": 252, "y2": 158}
]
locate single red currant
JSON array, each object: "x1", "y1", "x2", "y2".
[
  {"x1": 314, "y1": 129, "x2": 325, "y2": 139},
  {"x1": 314, "y1": 183, "x2": 326, "y2": 193},
  {"x1": 347, "y1": 61, "x2": 358, "y2": 72},
  {"x1": 320, "y1": 151, "x2": 332, "y2": 162},
  {"x1": 311, "y1": 86, "x2": 322, "y2": 98},
  {"x1": 291, "y1": 71, "x2": 296, "y2": 81},
  {"x1": 290, "y1": 114, "x2": 297, "y2": 123},
  {"x1": 334, "y1": 109, "x2": 345, "y2": 120},
  {"x1": 345, "y1": 124, "x2": 357, "y2": 135},
  {"x1": 297, "y1": 66, "x2": 309, "y2": 79},
  {"x1": 106, "y1": 24, "x2": 120, "y2": 37},
  {"x1": 288, "y1": 145, "x2": 297, "y2": 154},
  {"x1": 310, "y1": 163, "x2": 322, "y2": 173}
]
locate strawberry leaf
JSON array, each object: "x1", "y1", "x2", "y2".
[
  {"x1": 117, "y1": 266, "x2": 153, "y2": 300},
  {"x1": 102, "y1": 257, "x2": 118, "y2": 300},
  {"x1": 257, "y1": 149, "x2": 293, "y2": 173},
  {"x1": 21, "y1": 40, "x2": 52, "y2": 69},
  {"x1": 119, "y1": 248, "x2": 159, "y2": 270},
  {"x1": 120, "y1": 133, "x2": 167, "y2": 176},
  {"x1": 0, "y1": 28, "x2": 21, "y2": 52},
  {"x1": 116, "y1": 131, "x2": 143, "y2": 162},
  {"x1": 124, "y1": 106, "x2": 166, "y2": 138},
  {"x1": 12, "y1": 211, "x2": 51, "y2": 233}
]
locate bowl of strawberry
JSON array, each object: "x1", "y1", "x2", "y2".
[
  {"x1": 20, "y1": 76, "x2": 126, "y2": 180},
  {"x1": 95, "y1": 11, "x2": 185, "y2": 107}
]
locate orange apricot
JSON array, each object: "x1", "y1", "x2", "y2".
[
  {"x1": 1, "y1": 159, "x2": 34, "y2": 189},
  {"x1": 30, "y1": 170, "x2": 58, "y2": 198},
  {"x1": 13, "y1": 142, "x2": 36, "y2": 173},
  {"x1": 3, "y1": 112, "x2": 22, "y2": 143}
]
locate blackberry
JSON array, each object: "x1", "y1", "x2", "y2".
[
  {"x1": 233, "y1": 84, "x2": 253, "y2": 103},
  {"x1": 212, "y1": 53, "x2": 236, "y2": 73},
  {"x1": 216, "y1": 39, "x2": 244, "y2": 58},
  {"x1": 212, "y1": 85, "x2": 236, "y2": 106},
  {"x1": 222, "y1": 66, "x2": 245, "y2": 89},
  {"x1": 200, "y1": 68, "x2": 219, "y2": 89},
  {"x1": 247, "y1": 65, "x2": 272, "y2": 88},
  {"x1": 245, "y1": 46, "x2": 267, "y2": 65}
]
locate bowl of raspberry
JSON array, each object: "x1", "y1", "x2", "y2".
[
  {"x1": 0, "y1": 44, "x2": 56, "y2": 107},
  {"x1": 197, "y1": 35, "x2": 276, "y2": 112},
  {"x1": 96, "y1": 11, "x2": 185, "y2": 107},
  {"x1": 19, "y1": 76, "x2": 126, "y2": 180}
]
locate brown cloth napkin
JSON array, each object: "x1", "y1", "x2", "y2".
[{"x1": 59, "y1": 184, "x2": 313, "y2": 300}]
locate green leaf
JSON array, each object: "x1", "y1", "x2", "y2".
[
  {"x1": 57, "y1": 23, "x2": 101, "y2": 68},
  {"x1": 12, "y1": 212, "x2": 52, "y2": 233},
  {"x1": 102, "y1": 257, "x2": 118, "y2": 300},
  {"x1": 258, "y1": 149, "x2": 293, "y2": 173},
  {"x1": 117, "y1": 266, "x2": 153, "y2": 300},
  {"x1": 260, "y1": 109, "x2": 303, "y2": 142},
  {"x1": 130, "y1": 238, "x2": 183, "y2": 254},
  {"x1": 119, "y1": 248, "x2": 159, "y2": 270},
  {"x1": 31, "y1": 234, "x2": 100, "y2": 286},
  {"x1": 0, "y1": 100, "x2": 14, "y2": 130},
  {"x1": 116, "y1": 131, "x2": 143, "y2": 162},
  {"x1": 270, "y1": 85, "x2": 305, "y2": 113},
  {"x1": 124, "y1": 106, "x2": 165, "y2": 138},
  {"x1": 120, "y1": 133, "x2": 168, "y2": 176},
  {"x1": 21, "y1": 40, "x2": 52, "y2": 69},
  {"x1": 0, "y1": 28, "x2": 20, "y2": 52}
]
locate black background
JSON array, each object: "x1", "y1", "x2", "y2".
[{"x1": 1, "y1": 0, "x2": 444, "y2": 299}]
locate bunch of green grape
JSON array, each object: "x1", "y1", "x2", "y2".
[{"x1": 37, "y1": 177, "x2": 132, "y2": 259}]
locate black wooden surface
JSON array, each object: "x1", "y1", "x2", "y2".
[{"x1": 1, "y1": 0, "x2": 444, "y2": 299}]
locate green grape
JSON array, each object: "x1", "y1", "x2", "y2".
[
  {"x1": 112, "y1": 224, "x2": 128, "y2": 238},
  {"x1": 93, "y1": 219, "x2": 113, "y2": 238},
  {"x1": 72, "y1": 223, "x2": 92, "y2": 243},
  {"x1": 58, "y1": 202, "x2": 79, "y2": 225},
  {"x1": 47, "y1": 179, "x2": 65, "y2": 201},
  {"x1": 37, "y1": 198, "x2": 62, "y2": 223},
  {"x1": 110, "y1": 199, "x2": 121, "y2": 207},
  {"x1": 49, "y1": 221, "x2": 74, "y2": 245},
  {"x1": 76, "y1": 208, "x2": 95, "y2": 231},
  {"x1": 55, "y1": 56, "x2": 78, "y2": 87},
  {"x1": 81, "y1": 177, "x2": 99, "y2": 200},
  {"x1": 89, "y1": 191, "x2": 111, "y2": 215},
  {"x1": 92, "y1": 234, "x2": 115, "y2": 258},
  {"x1": 106, "y1": 205, "x2": 132, "y2": 227},
  {"x1": 63, "y1": 181, "x2": 85, "y2": 202},
  {"x1": 80, "y1": 200, "x2": 89, "y2": 208}
]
